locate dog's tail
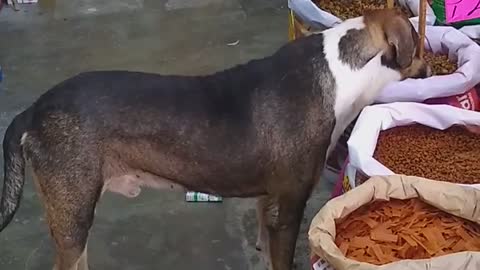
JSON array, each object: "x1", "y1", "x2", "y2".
[{"x1": 0, "y1": 108, "x2": 32, "y2": 232}]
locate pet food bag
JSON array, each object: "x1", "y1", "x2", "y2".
[
  {"x1": 330, "y1": 88, "x2": 480, "y2": 198},
  {"x1": 345, "y1": 102, "x2": 480, "y2": 191},
  {"x1": 309, "y1": 175, "x2": 480, "y2": 270},
  {"x1": 375, "y1": 25, "x2": 480, "y2": 103},
  {"x1": 288, "y1": 0, "x2": 436, "y2": 30}
]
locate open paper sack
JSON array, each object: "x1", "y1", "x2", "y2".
[{"x1": 309, "y1": 175, "x2": 480, "y2": 270}]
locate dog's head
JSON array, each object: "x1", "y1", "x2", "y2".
[{"x1": 363, "y1": 8, "x2": 431, "y2": 79}]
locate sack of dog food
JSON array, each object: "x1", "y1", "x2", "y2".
[
  {"x1": 329, "y1": 86, "x2": 480, "y2": 198},
  {"x1": 288, "y1": 0, "x2": 436, "y2": 29},
  {"x1": 345, "y1": 102, "x2": 480, "y2": 191},
  {"x1": 309, "y1": 175, "x2": 480, "y2": 270},
  {"x1": 375, "y1": 25, "x2": 480, "y2": 103}
]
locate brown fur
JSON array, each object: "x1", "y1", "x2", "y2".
[{"x1": 364, "y1": 8, "x2": 430, "y2": 78}]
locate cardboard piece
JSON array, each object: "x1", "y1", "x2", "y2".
[{"x1": 309, "y1": 175, "x2": 480, "y2": 270}]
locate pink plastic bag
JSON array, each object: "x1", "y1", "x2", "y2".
[{"x1": 424, "y1": 86, "x2": 480, "y2": 111}]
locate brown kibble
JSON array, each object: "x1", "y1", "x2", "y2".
[
  {"x1": 315, "y1": 0, "x2": 412, "y2": 21},
  {"x1": 373, "y1": 124, "x2": 480, "y2": 184},
  {"x1": 423, "y1": 51, "x2": 458, "y2": 75},
  {"x1": 335, "y1": 199, "x2": 480, "y2": 265}
]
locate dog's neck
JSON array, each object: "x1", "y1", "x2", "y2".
[
  {"x1": 321, "y1": 17, "x2": 403, "y2": 156},
  {"x1": 203, "y1": 17, "x2": 404, "y2": 158}
]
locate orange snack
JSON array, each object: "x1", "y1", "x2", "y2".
[{"x1": 335, "y1": 199, "x2": 480, "y2": 265}]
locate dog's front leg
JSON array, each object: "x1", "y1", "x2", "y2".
[
  {"x1": 256, "y1": 196, "x2": 272, "y2": 268},
  {"x1": 256, "y1": 196, "x2": 268, "y2": 251},
  {"x1": 264, "y1": 191, "x2": 309, "y2": 270}
]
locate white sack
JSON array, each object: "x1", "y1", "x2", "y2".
[
  {"x1": 459, "y1": 25, "x2": 480, "y2": 40},
  {"x1": 346, "y1": 102, "x2": 480, "y2": 189},
  {"x1": 376, "y1": 25, "x2": 480, "y2": 103},
  {"x1": 288, "y1": 0, "x2": 341, "y2": 29}
]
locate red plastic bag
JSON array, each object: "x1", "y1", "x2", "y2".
[{"x1": 424, "y1": 87, "x2": 480, "y2": 111}]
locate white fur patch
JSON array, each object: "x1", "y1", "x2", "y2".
[
  {"x1": 322, "y1": 17, "x2": 402, "y2": 155},
  {"x1": 20, "y1": 132, "x2": 28, "y2": 146}
]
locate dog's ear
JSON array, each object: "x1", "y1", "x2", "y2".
[
  {"x1": 365, "y1": 9, "x2": 417, "y2": 69},
  {"x1": 383, "y1": 16, "x2": 416, "y2": 69}
]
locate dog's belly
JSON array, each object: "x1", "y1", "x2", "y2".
[{"x1": 104, "y1": 171, "x2": 186, "y2": 197}]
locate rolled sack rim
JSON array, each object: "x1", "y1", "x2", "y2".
[{"x1": 458, "y1": 25, "x2": 480, "y2": 40}]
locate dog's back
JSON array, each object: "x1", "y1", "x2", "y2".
[{"x1": 18, "y1": 33, "x2": 333, "y2": 199}]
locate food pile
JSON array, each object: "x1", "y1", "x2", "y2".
[
  {"x1": 335, "y1": 198, "x2": 480, "y2": 265},
  {"x1": 314, "y1": 0, "x2": 412, "y2": 20},
  {"x1": 373, "y1": 124, "x2": 480, "y2": 184},
  {"x1": 423, "y1": 51, "x2": 458, "y2": 75}
]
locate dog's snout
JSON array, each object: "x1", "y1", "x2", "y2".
[
  {"x1": 418, "y1": 59, "x2": 433, "y2": 79},
  {"x1": 406, "y1": 57, "x2": 432, "y2": 79},
  {"x1": 425, "y1": 64, "x2": 433, "y2": 77}
]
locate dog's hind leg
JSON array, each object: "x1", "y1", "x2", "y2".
[
  {"x1": 77, "y1": 241, "x2": 89, "y2": 270},
  {"x1": 264, "y1": 189, "x2": 310, "y2": 270},
  {"x1": 32, "y1": 166, "x2": 101, "y2": 270},
  {"x1": 42, "y1": 176, "x2": 99, "y2": 270}
]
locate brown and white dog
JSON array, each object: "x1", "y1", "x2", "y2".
[{"x1": 0, "y1": 8, "x2": 429, "y2": 270}]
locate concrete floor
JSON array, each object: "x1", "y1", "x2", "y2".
[{"x1": 0, "y1": 1, "x2": 337, "y2": 269}]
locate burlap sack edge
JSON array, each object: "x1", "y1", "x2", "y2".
[{"x1": 308, "y1": 174, "x2": 480, "y2": 270}]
